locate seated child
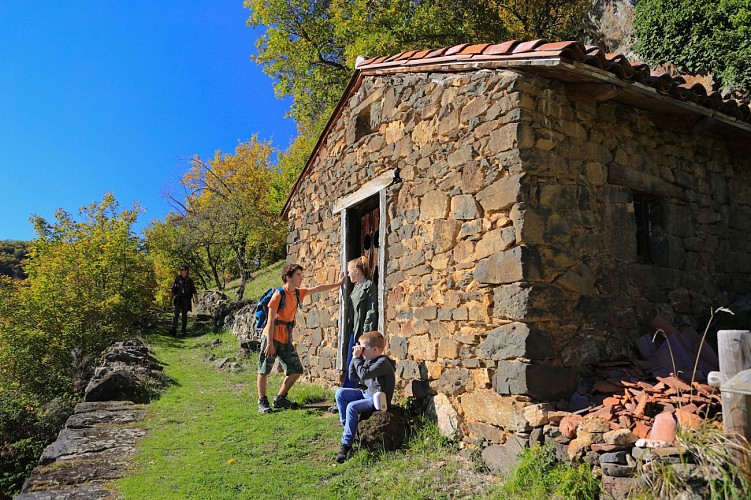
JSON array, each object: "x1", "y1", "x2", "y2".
[{"x1": 334, "y1": 331, "x2": 395, "y2": 463}]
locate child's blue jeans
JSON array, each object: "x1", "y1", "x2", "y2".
[{"x1": 335, "y1": 387, "x2": 375, "y2": 446}]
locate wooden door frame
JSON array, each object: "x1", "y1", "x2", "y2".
[{"x1": 332, "y1": 169, "x2": 397, "y2": 370}]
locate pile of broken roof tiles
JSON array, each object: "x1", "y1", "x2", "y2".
[{"x1": 537, "y1": 316, "x2": 722, "y2": 495}]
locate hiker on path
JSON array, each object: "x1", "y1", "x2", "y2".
[
  {"x1": 334, "y1": 331, "x2": 395, "y2": 463},
  {"x1": 170, "y1": 265, "x2": 197, "y2": 336},
  {"x1": 342, "y1": 256, "x2": 378, "y2": 388},
  {"x1": 257, "y1": 263, "x2": 344, "y2": 413}
]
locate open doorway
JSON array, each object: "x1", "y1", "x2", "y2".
[
  {"x1": 332, "y1": 168, "x2": 396, "y2": 372},
  {"x1": 338, "y1": 195, "x2": 381, "y2": 371},
  {"x1": 346, "y1": 199, "x2": 380, "y2": 290}
]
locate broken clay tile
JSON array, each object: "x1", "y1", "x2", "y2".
[
  {"x1": 603, "y1": 396, "x2": 621, "y2": 406},
  {"x1": 679, "y1": 403, "x2": 699, "y2": 414},
  {"x1": 634, "y1": 392, "x2": 648, "y2": 416},
  {"x1": 594, "y1": 380, "x2": 623, "y2": 393},
  {"x1": 560, "y1": 414, "x2": 584, "y2": 439},
  {"x1": 633, "y1": 421, "x2": 652, "y2": 439},
  {"x1": 594, "y1": 405, "x2": 614, "y2": 420},
  {"x1": 675, "y1": 408, "x2": 703, "y2": 431},
  {"x1": 692, "y1": 382, "x2": 717, "y2": 396},
  {"x1": 648, "y1": 412, "x2": 677, "y2": 443}
]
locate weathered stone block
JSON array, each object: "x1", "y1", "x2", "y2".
[
  {"x1": 554, "y1": 264, "x2": 595, "y2": 295},
  {"x1": 481, "y1": 436, "x2": 528, "y2": 475},
  {"x1": 432, "y1": 393, "x2": 461, "y2": 439},
  {"x1": 460, "y1": 390, "x2": 530, "y2": 432},
  {"x1": 389, "y1": 336, "x2": 408, "y2": 359},
  {"x1": 477, "y1": 173, "x2": 526, "y2": 212},
  {"x1": 466, "y1": 422, "x2": 506, "y2": 444},
  {"x1": 475, "y1": 226, "x2": 515, "y2": 260},
  {"x1": 420, "y1": 191, "x2": 449, "y2": 220},
  {"x1": 436, "y1": 368, "x2": 469, "y2": 395},
  {"x1": 474, "y1": 246, "x2": 544, "y2": 284},
  {"x1": 409, "y1": 334, "x2": 436, "y2": 361},
  {"x1": 492, "y1": 284, "x2": 568, "y2": 321},
  {"x1": 477, "y1": 322, "x2": 556, "y2": 361},
  {"x1": 432, "y1": 219, "x2": 461, "y2": 253},
  {"x1": 450, "y1": 195, "x2": 480, "y2": 220},
  {"x1": 437, "y1": 337, "x2": 461, "y2": 359},
  {"x1": 509, "y1": 202, "x2": 547, "y2": 245},
  {"x1": 492, "y1": 361, "x2": 577, "y2": 401},
  {"x1": 396, "y1": 360, "x2": 421, "y2": 379}
]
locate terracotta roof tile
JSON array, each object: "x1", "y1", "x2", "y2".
[
  {"x1": 395, "y1": 50, "x2": 419, "y2": 61},
  {"x1": 444, "y1": 43, "x2": 469, "y2": 56},
  {"x1": 512, "y1": 38, "x2": 548, "y2": 53},
  {"x1": 461, "y1": 43, "x2": 491, "y2": 55},
  {"x1": 352, "y1": 39, "x2": 751, "y2": 127},
  {"x1": 411, "y1": 49, "x2": 432, "y2": 59},
  {"x1": 425, "y1": 47, "x2": 449, "y2": 58},
  {"x1": 484, "y1": 40, "x2": 519, "y2": 55}
]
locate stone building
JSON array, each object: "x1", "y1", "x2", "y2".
[{"x1": 280, "y1": 40, "x2": 751, "y2": 442}]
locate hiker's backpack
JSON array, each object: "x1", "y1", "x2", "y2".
[{"x1": 253, "y1": 287, "x2": 300, "y2": 336}]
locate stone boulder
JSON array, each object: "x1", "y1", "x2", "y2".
[
  {"x1": 195, "y1": 290, "x2": 229, "y2": 318},
  {"x1": 18, "y1": 401, "x2": 147, "y2": 499},
  {"x1": 83, "y1": 339, "x2": 168, "y2": 404},
  {"x1": 357, "y1": 407, "x2": 409, "y2": 452},
  {"x1": 222, "y1": 301, "x2": 258, "y2": 340}
]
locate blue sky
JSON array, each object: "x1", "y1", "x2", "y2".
[{"x1": 0, "y1": 1, "x2": 297, "y2": 241}]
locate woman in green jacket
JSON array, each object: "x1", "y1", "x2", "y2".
[{"x1": 343, "y1": 256, "x2": 378, "y2": 388}]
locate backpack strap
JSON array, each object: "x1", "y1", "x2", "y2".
[{"x1": 274, "y1": 287, "x2": 300, "y2": 333}]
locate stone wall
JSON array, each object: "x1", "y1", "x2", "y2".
[{"x1": 284, "y1": 68, "x2": 751, "y2": 445}]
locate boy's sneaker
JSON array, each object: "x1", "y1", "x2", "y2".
[
  {"x1": 258, "y1": 396, "x2": 272, "y2": 414},
  {"x1": 273, "y1": 395, "x2": 300, "y2": 410},
  {"x1": 335, "y1": 444, "x2": 351, "y2": 463}
]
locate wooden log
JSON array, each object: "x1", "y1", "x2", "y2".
[{"x1": 717, "y1": 330, "x2": 751, "y2": 458}]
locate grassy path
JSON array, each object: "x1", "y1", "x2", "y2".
[{"x1": 114, "y1": 329, "x2": 501, "y2": 499}]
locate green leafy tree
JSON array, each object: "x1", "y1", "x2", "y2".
[
  {"x1": 0, "y1": 194, "x2": 156, "y2": 398},
  {"x1": 159, "y1": 138, "x2": 286, "y2": 301},
  {"x1": 245, "y1": 0, "x2": 589, "y2": 180},
  {"x1": 0, "y1": 194, "x2": 155, "y2": 498},
  {"x1": 245, "y1": 0, "x2": 511, "y2": 128},
  {"x1": 0, "y1": 241, "x2": 29, "y2": 279},
  {"x1": 634, "y1": 0, "x2": 751, "y2": 91}
]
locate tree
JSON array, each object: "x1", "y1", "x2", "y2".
[
  {"x1": 244, "y1": 0, "x2": 512, "y2": 128},
  {"x1": 161, "y1": 138, "x2": 287, "y2": 301},
  {"x1": 0, "y1": 241, "x2": 29, "y2": 280},
  {"x1": 0, "y1": 194, "x2": 156, "y2": 398},
  {"x1": 634, "y1": 0, "x2": 751, "y2": 91},
  {"x1": 493, "y1": 0, "x2": 590, "y2": 40},
  {"x1": 0, "y1": 194, "x2": 155, "y2": 498}
]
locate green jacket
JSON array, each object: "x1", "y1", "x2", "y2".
[{"x1": 347, "y1": 279, "x2": 378, "y2": 337}]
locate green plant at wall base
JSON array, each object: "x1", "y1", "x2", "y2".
[
  {"x1": 500, "y1": 444, "x2": 600, "y2": 499},
  {"x1": 643, "y1": 422, "x2": 751, "y2": 499}
]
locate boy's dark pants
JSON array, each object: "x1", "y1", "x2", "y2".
[{"x1": 172, "y1": 297, "x2": 190, "y2": 334}]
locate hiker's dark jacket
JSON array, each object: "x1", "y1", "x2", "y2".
[
  {"x1": 349, "y1": 354, "x2": 396, "y2": 406},
  {"x1": 172, "y1": 276, "x2": 197, "y2": 310}
]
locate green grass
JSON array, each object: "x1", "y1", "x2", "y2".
[
  {"x1": 500, "y1": 444, "x2": 600, "y2": 500},
  {"x1": 222, "y1": 260, "x2": 286, "y2": 302},
  {"x1": 114, "y1": 328, "x2": 501, "y2": 499}
]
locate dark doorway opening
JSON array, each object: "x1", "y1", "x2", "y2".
[{"x1": 345, "y1": 196, "x2": 380, "y2": 289}]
